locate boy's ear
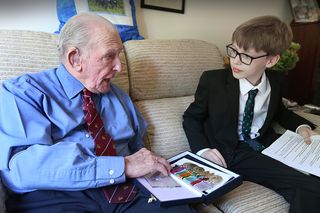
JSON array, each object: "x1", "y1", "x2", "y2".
[
  {"x1": 266, "y1": 55, "x2": 280, "y2": 68},
  {"x1": 67, "y1": 47, "x2": 82, "y2": 72}
]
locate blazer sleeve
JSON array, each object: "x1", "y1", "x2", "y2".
[
  {"x1": 268, "y1": 71, "x2": 316, "y2": 130},
  {"x1": 183, "y1": 71, "x2": 213, "y2": 153},
  {"x1": 276, "y1": 101, "x2": 316, "y2": 131}
]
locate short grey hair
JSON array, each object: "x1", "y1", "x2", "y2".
[{"x1": 57, "y1": 13, "x2": 113, "y2": 63}]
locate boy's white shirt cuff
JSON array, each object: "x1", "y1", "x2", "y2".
[
  {"x1": 197, "y1": 148, "x2": 210, "y2": 156},
  {"x1": 295, "y1": 124, "x2": 312, "y2": 133}
]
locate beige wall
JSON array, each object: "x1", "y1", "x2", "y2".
[
  {"x1": 135, "y1": 0, "x2": 293, "y2": 54},
  {"x1": 0, "y1": 0, "x2": 293, "y2": 55}
]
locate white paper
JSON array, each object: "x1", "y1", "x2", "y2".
[{"x1": 262, "y1": 130, "x2": 320, "y2": 177}]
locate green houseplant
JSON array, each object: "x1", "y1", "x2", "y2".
[
  {"x1": 272, "y1": 42, "x2": 301, "y2": 107},
  {"x1": 271, "y1": 42, "x2": 301, "y2": 73}
]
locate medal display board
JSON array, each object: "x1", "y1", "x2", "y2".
[{"x1": 135, "y1": 151, "x2": 242, "y2": 206}]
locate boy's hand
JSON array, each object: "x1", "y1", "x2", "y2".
[
  {"x1": 297, "y1": 126, "x2": 318, "y2": 144},
  {"x1": 201, "y1": 149, "x2": 227, "y2": 168}
]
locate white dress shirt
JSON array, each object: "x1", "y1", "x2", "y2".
[{"x1": 238, "y1": 72, "x2": 270, "y2": 140}]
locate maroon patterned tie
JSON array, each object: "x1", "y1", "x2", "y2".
[{"x1": 83, "y1": 89, "x2": 137, "y2": 203}]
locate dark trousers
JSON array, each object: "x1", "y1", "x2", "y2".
[
  {"x1": 6, "y1": 187, "x2": 198, "y2": 213},
  {"x1": 230, "y1": 142, "x2": 320, "y2": 213}
]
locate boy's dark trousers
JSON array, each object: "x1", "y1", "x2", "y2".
[{"x1": 230, "y1": 141, "x2": 320, "y2": 213}]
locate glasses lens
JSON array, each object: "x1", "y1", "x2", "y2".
[
  {"x1": 240, "y1": 54, "x2": 252, "y2": 65},
  {"x1": 227, "y1": 46, "x2": 236, "y2": 58}
]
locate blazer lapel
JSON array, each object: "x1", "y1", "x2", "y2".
[
  {"x1": 260, "y1": 72, "x2": 281, "y2": 133},
  {"x1": 226, "y1": 70, "x2": 240, "y2": 116},
  {"x1": 225, "y1": 70, "x2": 240, "y2": 140}
]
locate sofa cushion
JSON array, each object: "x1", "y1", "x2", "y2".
[
  {"x1": 135, "y1": 96, "x2": 194, "y2": 158},
  {"x1": 0, "y1": 30, "x2": 129, "y2": 93},
  {"x1": 125, "y1": 39, "x2": 224, "y2": 101},
  {"x1": 214, "y1": 181, "x2": 289, "y2": 213}
]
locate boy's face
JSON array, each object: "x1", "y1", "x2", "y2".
[{"x1": 228, "y1": 43, "x2": 277, "y2": 86}]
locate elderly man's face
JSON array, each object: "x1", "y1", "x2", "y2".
[{"x1": 80, "y1": 30, "x2": 123, "y2": 94}]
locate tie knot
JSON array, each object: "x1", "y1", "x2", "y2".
[
  {"x1": 83, "y1": 88, "x2": 93, "y2": 97},
  {"x1": 83, "y1": 88, "x2": 93, "y2": 109},
  {"x1": 248, "y1": 89, "x2": 258, "y2": 99}
]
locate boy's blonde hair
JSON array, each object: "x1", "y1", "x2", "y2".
[{"x1": 232, "y1": 16, "x2": 292, "y2": 55}]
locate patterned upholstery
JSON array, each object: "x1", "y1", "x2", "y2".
[
  {"x1": 124, "y1": 39, "x2": 224, "y2": 100},
  {"x1": 0, "y1": 30, "x2": 59, "y2": 83},
  {"x1": 135, "y1": 96, "x2": 193, "y2": 158},
  {"x1": 214, "y1": 181, "x2": 289, "y2": 213}
]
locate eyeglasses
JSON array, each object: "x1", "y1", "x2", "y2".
[{"x1": 226, "y1": 44, "x2": 268, "y2": 65}]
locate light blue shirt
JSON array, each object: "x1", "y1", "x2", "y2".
[{"x1": 0, "y1": 64, "x2": 147, "y2": 193}]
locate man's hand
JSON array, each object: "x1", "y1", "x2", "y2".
[
  {"x1": 297, "y1": 126, "x2": 318, "y2": 145},
  {"x1": 201, "y1": 148, "x2": 227, "y2": 168},
  {"x1": 124, "y1": 148, "x2": 171, "y2": 178}
]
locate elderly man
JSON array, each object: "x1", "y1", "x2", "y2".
[{"x1": 0, "y1": 13, "x2": 198, "y2": 213}]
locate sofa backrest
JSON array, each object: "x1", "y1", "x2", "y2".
[
  {"x1": 124, "y1": 39, "x2": 224, "y2": 101},
  {"x1": 124, "y1": 39, "x2": 224, "y2": 158},
  {"x1": 0, "y1": 30, "x2": 129, "y2": 93},
  {"x1": 0, "y1": 30, "x2": 59, "y2": 83}
]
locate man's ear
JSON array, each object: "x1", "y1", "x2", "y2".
[
  {"x1": 67, "y1": 47, "x2": 82, "y2": 72},
  {"x1": 266, "y1": 55, "x2": 280, "y2": 68}
]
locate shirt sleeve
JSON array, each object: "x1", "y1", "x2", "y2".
[{"x1": 0, "y1": 81, "x2": 125, "y2": 193}]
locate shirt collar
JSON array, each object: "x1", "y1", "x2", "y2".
[
  {"x1": 239, "y1": 72, "x2": 268, "y2": 95},
  {"x1": 56, "y1": 64, "x2": 84, "y2": 99}
]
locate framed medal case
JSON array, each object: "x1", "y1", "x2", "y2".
[{"x1": 134, "y1": 151, "x2": 242, "y2": 206}]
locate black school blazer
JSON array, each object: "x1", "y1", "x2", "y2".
[{"x1": 183, "y1": 68, "x2": 315, "y2": 164}]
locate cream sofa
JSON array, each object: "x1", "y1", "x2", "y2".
[{"x1": 1, "y1": 29, "x2": 318, "y2": 213}]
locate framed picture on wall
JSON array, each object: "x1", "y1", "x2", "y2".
[
  {"x1": 141, "y1": 0, "x2": 185, "y2": 14},
  {"x1": 289, "y1": 0, "x2": 320, "y2": 23}
]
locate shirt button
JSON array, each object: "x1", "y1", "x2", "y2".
[
  {"x1": 110, "y1": 179, "x2": 115, "y2": 184},
  {"x1": 85, "y1": 133, "x2": 90, "y2": 138},
  {"x1": 109, "y1": 170, "x2": 114, "y2": 175}
]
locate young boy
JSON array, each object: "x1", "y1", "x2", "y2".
[{"x1": 183, "y1": 16, "x2": 320, "y2": 212}]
